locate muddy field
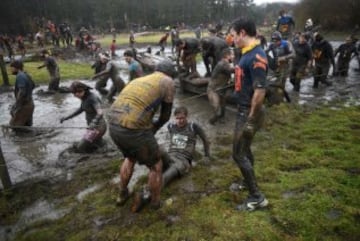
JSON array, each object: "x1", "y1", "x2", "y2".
[{"x1": 0, "y1": 43, "x2": 360, "y2": 240}]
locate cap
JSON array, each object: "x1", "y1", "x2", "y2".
[{"x1": 155, "y1": 60, "x2": 177, "y2": 78}]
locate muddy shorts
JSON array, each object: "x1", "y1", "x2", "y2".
[
  {"x1": 169, "y1": 153, "x2": 191, "y2": 176},
  {"x1": 109, "y1": 124, "x2": 160, "y2": 167}
]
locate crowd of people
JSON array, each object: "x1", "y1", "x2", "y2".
[{"x1": 5, "y1": 11, "x2": 360, "y2": 213}]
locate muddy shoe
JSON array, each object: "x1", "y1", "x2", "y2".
[
  {"x1": 131, "y1": 188, "x2": 151, "y2": 213},
  {"x1": 235, "y1": 194, "x2": 269, "y2": 211},
  {"x1": 116, "y1": 189, "x2": 129, "y2": 206}
]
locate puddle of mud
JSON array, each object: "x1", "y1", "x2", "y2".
[{"x1": 0, "y1": 199, "x2": 70, "y2": 241}]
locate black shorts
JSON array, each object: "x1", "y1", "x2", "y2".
[{"x1": 109, "y1": 124, "x2": 160, "y2": 167}]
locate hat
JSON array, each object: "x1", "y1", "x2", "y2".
[{"x1": 155, "y1": 60, "x2": 177, "y2": 78}]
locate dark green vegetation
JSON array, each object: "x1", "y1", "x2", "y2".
[
  {"x1": 1, "y1": 0, "x2": 359, "y2": 35},
  {"x1": 1, "y1": 103, "x2": 359, "y2": 241}
]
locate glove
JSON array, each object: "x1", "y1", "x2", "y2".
[
  {"x1": 60, "y1": 117, "x2": 67, "y2": 124},
  {"x1": 243, "y1": 117, "x2": 255, "y2": 138}
]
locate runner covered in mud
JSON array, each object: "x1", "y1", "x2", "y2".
[
  {"x1": 123, "y1": 49, "x2": 143, "y2": 82},
  {"x1": 200, "y1": 36, "x2": 229, "y2": 77},
  {"x1": 175, "y1": 37, "x2": 201, "y2": 78},
  {"x1": 107, "y1": 60, "x2": 176, "y2": 211},
  {"x1": 170, "y1": 26, "x2": 179, "y2": 54},
  {"x1": 131, "y1": 106, "x2": 211, "y2": 212},
  {"x1": 9, "y1": 60, "x2": 35, "y2": 133},
  {"x1": 289, "y1": 32, "x2": 313, "y2": 92},
  {"x1": 158, "y1": 32, "x2": 169, "y2": 54},
  {"x1": 37, "y1": 49, "x2": 61, "y2": 92},
  {"x1": 276, "y1": 9, "x2": 295, "y2": 40},
  {"x1": 207, "y1": 48, "x2": 234, "y2": 125},
  {"x1": 266, "y1": 31, "x2": 294, "y2": 104},
  {"x1": 334, "y1": 36, "x2": 359, "y2": 77},
  {"x1": 311, "y1": 33, "x2": 335, "y2": 88},
  {"x1": 230, "y1": 18, "x2": 269, "y2": 211},
  {"x1": 60, "y1": 81, "x2": 107, "y2": 153},
  {"x1": 91, "y1": 53, "x2": 108, "y2": 96},
  {"x1": 92, "y1": 52, "x2": 125, "y2": 103}
]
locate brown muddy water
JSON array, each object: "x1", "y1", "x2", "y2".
[{"x1": 0, "y1": 43, "x2": 359, "y2": 240}]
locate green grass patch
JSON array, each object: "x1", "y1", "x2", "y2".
[{"x1": 1, "y1": 104, "x2": 360, "y2": 241}]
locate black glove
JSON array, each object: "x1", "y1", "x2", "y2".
[
  {"x1": 243, "y1": 117, "x2": 255, "y2": 138},
  {"x1": 60, "y1": 117, "x2": 67, "y2": 124}
]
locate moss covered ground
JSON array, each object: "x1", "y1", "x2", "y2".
[{"x1": 1, "y1": 102, "x2": 359, "y2": 241}]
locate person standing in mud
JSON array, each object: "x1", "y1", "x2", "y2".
[
  {"x1": 230, "y1": 18, "x2": 269, "y2": 211},
  {"x1": 207, "y1": 48, "x2": 234, "y2": 125},
  {"x1": 200, "y1": 36, "x2": 229, "y2": 77},
  {"x1": 289, "y1": 32, "x2": 313, "y2": 92},
  {"x1": 123, "y1": 49, "x2": 143, "y2": 82},
  {"x1": 311, "y1": 33, "x2": 335, "y2": 88},
  {"x1": 107, "y1": 60, "x2": 176, "y2": 211},
  {"x1": 110, "y1": 39, "x2": 117, "y2": 58},
  {"x1": 129, "y1": 30, "x2": 135, "y2": 49},
  {"x1": 92, "y1": 52, "x2": 125, "y2": 103},
  {"x1": 9, "y1": 60, "x2": 35, "y2": 133},
  {"x1": 266, "y1": 31, "x2": 294, "y2": 104},
  {"x1": 175, "y1": 38, "x2": 201, "y2": 78},
  {"x1": 334, "y1": 36, "x2": 359, "y2": 77},
  {"x1": 276, "y1": 9, "x2": 295, "y2": 40},
  {"x1": 91, "y1": 53, "x2": 108, "y2": 96},
  {"x1": 60, "y1": 81, "x2": 107, "y2": 153},
  {"x1": 37, "y1": 49, "x2": 61, "y2": 92},
  {"x1": 170, "y1": 26, "x2": 180, "y2": 54},
  {"x1": 158, "y1": 32, "x2": 169, "y2": 55},
  {"x1": 131, "y1": 106, "x2": 211, "y2": 212}
]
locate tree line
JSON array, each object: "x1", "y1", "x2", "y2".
[{"x1": 0, "y1": 0, "x2": 359, "y2": 35}]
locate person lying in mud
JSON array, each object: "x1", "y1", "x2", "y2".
[
  {"x1": 92, "y1": 52, "x2": 125, "y2": 103},
  {"x1": 131, "y1": 106, "x2": 211, "y2": 212},
  {"x1": 37, "y1": 49, "x2": 61, "y2": 92},
  {"x1": 9, "y1": 60, "x2": 35, "y2": 134},
  {"x1": 107, "y1": 60, "x2": 177, "y2": 212},
  {"x1": 207, "y1": 48, "x2": 234, "y2": 125},
  {"x1": 60, "y1": 81, "x2": 107, "y2": 153}
]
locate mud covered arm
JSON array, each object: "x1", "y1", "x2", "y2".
[
  {"x1": 60, "y1": 107, "x2": 83, "y2": 123},
  {"x1": 193, "y1": 123, "x2": 210, "y2": 158},
  {"x1": 152, "y1": 102, "x2": 173, "y2": 133}
]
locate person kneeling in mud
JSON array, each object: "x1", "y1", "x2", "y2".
[
  {"x1": 132, "y1": 106, "x2": 211, "y2": 212},
  {"x1": 60, "y1": 81, "x2": 107, "y2": 153}
]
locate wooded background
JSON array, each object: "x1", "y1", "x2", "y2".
[{"x1": 0, "y1": 0, "x2": 359, "y2": 34}]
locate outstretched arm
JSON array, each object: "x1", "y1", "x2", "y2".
[{"x1": 193, "y1": 123, "x2": 210, "y2": 158}]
